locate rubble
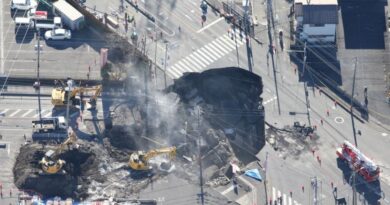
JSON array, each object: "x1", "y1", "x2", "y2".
[{"x1": 13, "y1": 67, "x2": 266, "y2": 201}]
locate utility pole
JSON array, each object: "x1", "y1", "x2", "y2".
[
  {"x1": 243, "y1": 0, "x2": 253, "y2": 72},
  {"x1": 35, "y1": 28, "x2": 43, "y2": 128},
  {"x1": 301, "y1": 42, "x2": 312, "y2": 127},
  {"x1": 351, "y1": 57, "x2": 358, "y2": 205},
  {"x1": 153, "y1": 24, "x2": 158, "y2": 88},
  {"x1": 266, "y1": 0, "x2": 281, "y2": 115},
  {"x1": 163, "y1": 42, "x2": 168, "y2": 89},
  {"x1": 197, "y1": 106, "x2": 204, "y2": 205}
]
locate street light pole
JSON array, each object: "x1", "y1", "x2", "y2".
[{"x1": 266, "y1": 0, "x2": 281, "y2": 115}]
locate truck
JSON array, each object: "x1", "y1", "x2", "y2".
[
  {"x1": 52, "y1": 0, "x2": 85, "y2": 30},
  {"x1": 32, "y1": 116, "x2": 68, "y2": 143},
  {"x1": 336, "y1": 140, "x2": 380, "y2": 182},
  {"x1": 34, "y1": 17, "x2": 62, "y2": 30}
]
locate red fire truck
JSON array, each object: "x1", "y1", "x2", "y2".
[{"x1": 336, "y1": 140, "x2": 380, "y2": 182}]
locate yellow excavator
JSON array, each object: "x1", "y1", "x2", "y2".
[
  {"x1": 39, "y1": 129, "x2": 78, "y2": 174},
  {"x1": 51, "y1": 78, "x2": 102, "y2": 107},
  {"x1": 128, "y1": 146, "x2": 176, "y2": 171}
]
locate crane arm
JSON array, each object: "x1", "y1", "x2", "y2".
[
  {"x1": 54, "y1": 130, "x2": 78, "y2": 156},
  {"x1": 144, "y1": 147, "x2": 176, "y2": 161}
]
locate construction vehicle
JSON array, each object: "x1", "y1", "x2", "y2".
[
  {"x1": 336, "y1": 140, "x2": 380, "y2": 182},
  {"x1": 129, "y1": 146, "x2": 176, "y2": 171},
  {"x1": 39, "y1": 129, "x2": 78, "y2": 174},
  {"x1": 32, "y1": 116, "x2": 68, "y2": 143},
  {"x1": 51, "y1": 78, "x2": 102, "y2": 108}
]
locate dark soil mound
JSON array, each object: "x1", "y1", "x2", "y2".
[{"x1": 13, "y1": 142, "x2": 104, "y2": 200}]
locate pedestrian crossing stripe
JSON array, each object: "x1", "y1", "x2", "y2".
[
  {"x1": 271, "y1": 186, "x2": 301, "y2": 205},
  {"x1": 198, "y1": 47, "x2": 218, "y2": 61},
  {"x1": 186, "y1": 55, "x2": 206, "y2": 68},
  {"x1": 215, "y1": 37, "x2": 235, "y2": 50},
  {"x1": 192, "y1": 52, "x2": 211, "y2": 65},
  {"x1": 175, "y1": 61, "x2": 191, "y2": 73},
  {"x1": 181, "y1": 58, "x2": 196, "y2": 72},
  {"x1": 166, "y1": 32, "x2": 250, "y2": 79},
  {"x1": 9, "y1": 109, "x2": 21, "y2": 117},
  {"x1": 168, "y1": 65, "x2": 182, "y2": 78},
  {"x1": 210, "y1": 40, "x2": 231, "y2": 55},
  {"x1": 203, "y1": 44, "x2": 223, "y2": 59},
  {"x1": 21, "y1": 109, "x2": 34, "y2": 117},
  {"x1": 206, "y1": 42, "x2": 225, "y2": 57}
]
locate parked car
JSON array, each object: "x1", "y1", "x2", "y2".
[
  {"x1": 44, "y1": 28, "x2": 71, "y2": 40},
  {"x1": 10, "y1": 0, "x2": 37, "y2": 11}
]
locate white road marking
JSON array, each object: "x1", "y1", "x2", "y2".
[
  {"x1": 192, "y1": 51, "x2": 211, "y2": 65},
  {"x1": 9, "y1": 109, "x2": 21, "y2": 117},
  {"x1": 181, "y1": 57, "x2": 201, "y2": 72},
  {"x1": 44, "y1": 111, "x2": 52, "y2": 118},
  {"x1": 22, "y1": 109, "x2": 34, "y2": 117},
  {"x1": 289, "y1": 197, "x2": 292, "y2": 205},
  {"x1": 206, "y1": 42, "x2": 225, "y2": 56},
  {"x1": 188, "y1": 53, "x2": 207, "y2": 67},
  {"x1": 272, "y1": 187, "x2": 276, "y2": 201},
  {"x1": 201, "y1": 46, "x2": 221, "y2": 59},
  {"x1": 278, "y1": 190, "x2": 281, "y2": 198},
  {"x1": 210, "y1": 41, "x2": 230, "y2": 55},
  {"x1": 382, "y1": 133, "x2": 388, "y2": 137},
  {"x1": 221, "y1": 185, "x2": 234, "y2": 195},
  {"x1": 167, "y1": 65, "x2": 182, "y2": 78},
  {"x1": 283, "y1": 194, "x2": 287, "y2": 205},
  {"x1": 215, "y1": 37, "x2": 235, "y2": 50},
  {"x1": 0, "y1": 108, "x2": 10, "y2": 115},
  {"x1": 186, "y1": 55, "x2": 205, "y2": 69},
  {"x1": 197, "y1": 47, "x2": 217, "y2": 61},
  {"x1": 180, "y1": 59, "x2": 199, "y2": 72},
  {"x1": 33, "y1": 110, "x2": 48, "y2": 118},
  {"x1": 197, "y1": 17, "x2": 224, "y2": 33}
]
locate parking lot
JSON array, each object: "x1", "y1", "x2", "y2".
[{"x1": 0, "y1": 0, "x2": 108, "y2": 80}]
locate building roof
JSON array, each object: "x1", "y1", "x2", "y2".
[
  {"x1": 302, "y1": 5, "x2": 338, "y2": 24},
  {"x1": 295, "y1": 0, "x2": 337, "y2": 5}
]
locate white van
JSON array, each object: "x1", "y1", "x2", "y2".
[
  {"x1": 14, "y1": 17, "x2": 33, "y2": 33},
  {"x1": 10, "y1": 0, "x2": 37, "y2": 11}
]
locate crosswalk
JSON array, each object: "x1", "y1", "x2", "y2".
[
  {"x1": 0, "y1": 108, "x2": 79, "y2": 119},
  {"x1": 167, "y1": 31, "x2": 248, "y2": 79},
  {"x1": 272, "y1": 187, "x2": 302, "y2": 205}
]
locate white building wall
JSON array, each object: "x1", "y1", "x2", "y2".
[{"x1": 300, "y1": 24, "x2": 336, "y2": 43}]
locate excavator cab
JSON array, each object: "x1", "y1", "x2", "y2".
[
  {"x1": 128, "y1": 147, "x2": 176, "y2": 172},
  {"x1": 39, "y1": 130, "x2": 78, "y2": 175}
]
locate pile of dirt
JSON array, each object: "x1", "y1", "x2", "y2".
[{"x1": 13, "y1": 141, "x2": 105, "y2": 200}]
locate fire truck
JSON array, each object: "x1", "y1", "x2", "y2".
[{"x1": 336, "y1": 140, "x2": 380, "y2": 182}]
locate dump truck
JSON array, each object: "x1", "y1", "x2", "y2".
[{"x1": 32, "y1": 116, "x2": 68, "y2": 143}]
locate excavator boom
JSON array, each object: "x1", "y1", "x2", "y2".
[{"x1": 129, "y1": 146, "x2": 176, "y2": 171}]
